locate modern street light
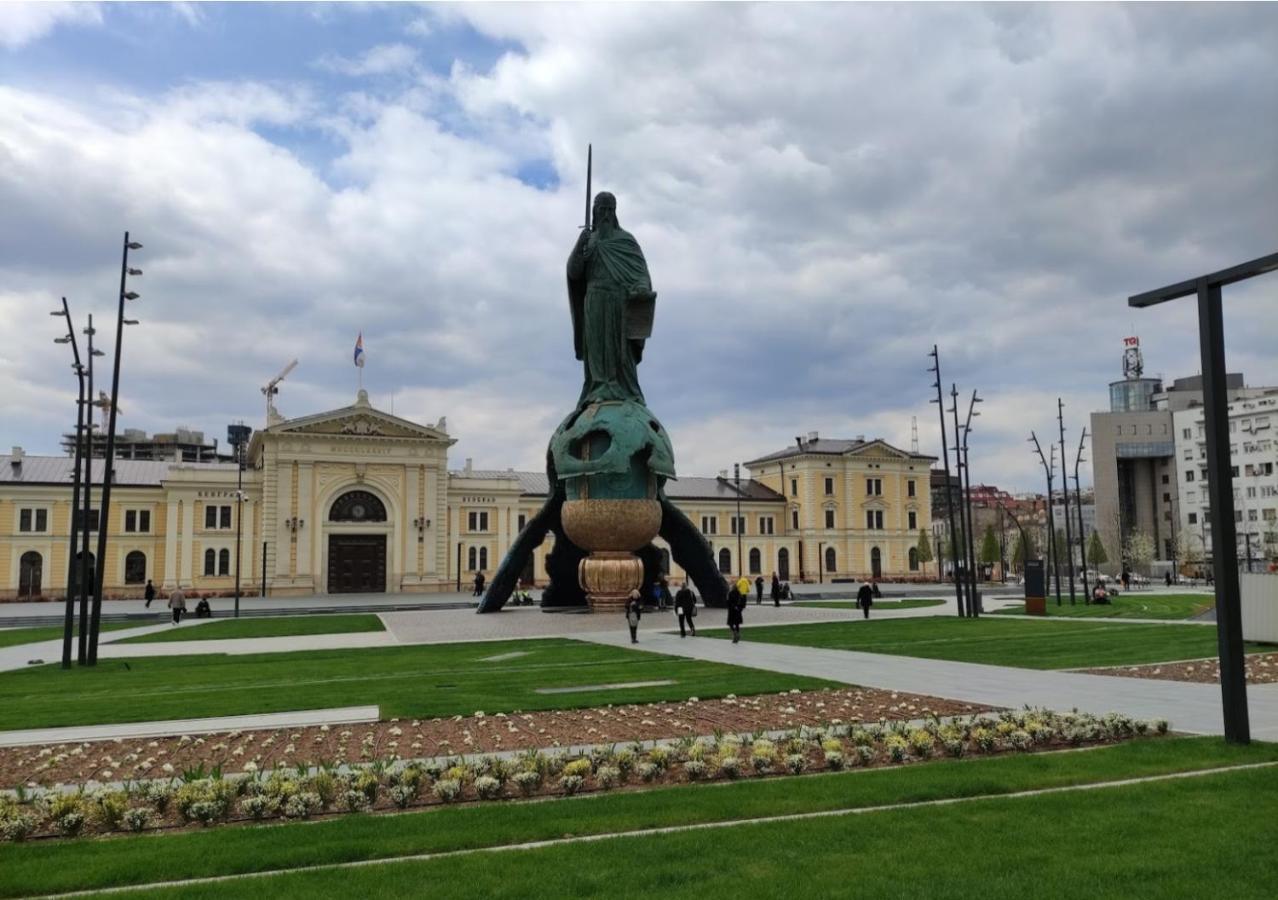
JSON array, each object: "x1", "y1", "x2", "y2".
[
  {"x1": 1029, "y1": 432, "x2": 1062, "y2": 605},
  {"x1": 77, "y1": 316, "x2": 101, "y2": 664},
  {"x1": 733, "y1": 463, "x2": 744, "y2": 579},
  {"x1": 960, "y1": 389, "x2": 982, "y2": 616},
  {"x1": 51, "y1": 300, "x2": 85, "y2": 670},
  {"x1": 928, "y1": 346, "x2": 965, "y2": 617},
  {"x1": 1073, "y1": 427, "x2": 1091, "y2": 604},
  {"x1": 949, "y1": 385, "x2": 976, "y2": 615},
  {"x1": 88, "y1": 232, "x2": 142, "y2": 665},
  {"x1": 1057, "y1": 399, "x2": 1077, "y2": 605},
  {"x1": 227, "y1": 424, "x2": 253, "y2": 619}
]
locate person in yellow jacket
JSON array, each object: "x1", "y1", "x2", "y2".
[{"x1": 735, "y1": 575, "x2": 750, "y2": 599}]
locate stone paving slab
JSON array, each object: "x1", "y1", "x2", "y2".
[{"x1": 0, "y1": 706, "x2": 381, "y2": 748}]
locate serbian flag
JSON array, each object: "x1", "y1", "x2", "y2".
[{"x1": 353, "y1": 332, "x2": 365, "y2": 368}]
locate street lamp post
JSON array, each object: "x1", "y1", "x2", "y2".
[
  {"x1": 960, "y1": 389, "x2": 982, "y2": 616},
  {"x1": 1030, "y1": 432, "x2": 1062, "y2": 606},
  {"x1": 928, "y1": 346, "x2": 966, "y2": 617},
  {"x1": 77, "y1": 315, "x2": 103, "y2": 664},
  {"x1": 950, "y1": 385, "x2": 977, "y2": 615},
  {"x1": 51, "y1": 300, "x2": 85, "y2": 670},
  {"x1": 1073, "y1": 427, "x2": 1091, "y2": 604},
  {"x1": 228, "y1": 424, "x2": 252, "y2": 619},
  {"x1": 88, "y1": 233, "x2": 142, "y2": 665},
  {"x1": 733, "y1": 463, "x2": 744, "y2": 578},
  {"x1": 1057, "y1": 399, "x2": 1077, "y2": 605}
]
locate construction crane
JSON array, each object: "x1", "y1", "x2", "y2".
[{"x1": 262, "y1": 358, "x2": 298, "y2": 424}]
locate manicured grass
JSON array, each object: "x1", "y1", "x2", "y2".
[
  {"x1": 115, "y1": 614, "x2": 385, "y2": 644},
  {"x1": 707, "y1": 616, "x2": 1272, "y2": 669},
  {"x1": 991, "y1": 592, "x2": 1215, "y2": 620},
  {"x1": 0, "y1": 639, "x2": 836, "y2": 730},
  {"x1": 0, "y1": 622, "x2": 133, "y2": 650},
  {"x1": 795, "y1": 598, "x2": 946, "y2": 611},
  {"x1": 1, "y1": 737, "x2": 1273, "y2": 898}
]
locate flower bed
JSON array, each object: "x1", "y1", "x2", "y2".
[
  {"x1": 0, "y1": 709, "x2": 1169, "y2": 843},
  {"x1": 1082, "y1": 652, "x2": 1278, "y2": 685},
  {"x1": 0, "y1": 688, "x2": 987, "y2": 789}
]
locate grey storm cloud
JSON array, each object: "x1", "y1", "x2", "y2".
[{"x1": 0, "y1": 2, "x2": 1275, "y2": 492}]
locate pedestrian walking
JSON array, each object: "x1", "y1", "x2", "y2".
[
  {"x1": 143, "y1": 579, "x2": 156, "y2": 608},
  {"x1": 735, "y1": 574, "x2": 750, "y2": 603},
  {"x1": 167, "y1": 584, "x2": 187, "y2": 625},
  {"x1": 754, "y1": 574, "x2": 764, "y2": 605},
  {"x1": 856, "y1": 581, "x2": 874, "y2": 619},
  {"x1": 659, "y1": 577, "x2": 674, "y2": 610},
  {"x1": 727, "y1": 584, "x2": 745, "y2": 643},
  {"x1": 770, "y1": 572, "x2": 781, "y2": 607},
  {"x1": 473, "y1": 571, "x2": 486, "y2": 597},
  {"x1": 625, "y1": 590, "x2": 642, "y2": 643},
  {"x1": 1120, "y1": 568, "x2": 1131, "y2": 592},
  {"x1": 675, "y1": 582, "x2": 697, "y2": 637}
]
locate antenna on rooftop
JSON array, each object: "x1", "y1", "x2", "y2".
[{"x1": 262, "y1": 358, "x2": 298, "y2": 425}]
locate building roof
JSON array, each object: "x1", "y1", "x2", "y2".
[
  {"x1": 450, "y1": 470, "x2": 784, "y2": 502},
  {"x1": 0, "y1": 455, "x2": 236, "y2": 487},
  {"x1": 745, "y1": 436, "x2": 936, "y2": 466}
]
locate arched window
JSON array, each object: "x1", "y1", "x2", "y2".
[
  {"x1": 125, "y1": 551, "x2": 146, "y2": 584},
  {"x1": 871, "y1": 546, "x2": 882, "y2": 579},
  {"x1": 218, "y1": 549, "x2": 231, "y2": 576},
  {"x1": 19, "y1": 551, "x2": 42, "y2": 599},
  {"x1": 908, "y1": 547, "x2": 919, "y2": 572},
  {"x1": 824, "y1": 546, "x2": 836, "y2": 574},
  {"x1": 329, "y1": 490, "x2": 387, "y2": 522},
  {"x1": 478, "y1": 547, "x2": 489, "y2": 571},
  {"x1": 70, "y1": 552, "x2": 95, "y2": 595},
  {"x1": 718, "y1": 548, "x2": 732, "y2": 574},
  {"x1": 204, "y1": 548, "x2": 216, "y2": 576},
  {"x1": 748, "y1": 548, "x2": 762, "y2": 575},
  {"x1": 468, "y1": 546, "x2": 478, "y2": 571}
]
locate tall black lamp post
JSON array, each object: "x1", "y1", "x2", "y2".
[
  {"x1": 960, "y1": 389, "x2": 982, "y2": 616},
  {"x1": 1128, "y1": 250, "x2": 1278, "y2": 744},
  {"x1": 949, "y1": 385, "x2": 975, "y2": 615},
  {"x1": 1029, "y1": 432, "x2": 1061, "y2": 606},
  {"x1": 78, "y1": 315, "x2": 103, "y2": 664},
  {"x1": 1057, "y1": 399, "x2": 1077, "y2": 604},
  {"x1": 51, "y1": 299, "x2": 85, "y2": 670},
  {"x1": 88, "y1": 233, "x2": 142, "y2": 665},
  {"x1": 733, "y1": 463, "x2": 744, "y2": 578},
  {"x1": 1073, "y1": 427, "x2": 1091, "y2": 604},
  {"x1": 928, "y1": 346, "x2": 965, "y2": 617},
  {"x1": 228, "y1": 424, "x2": 253, "y2": 619}
]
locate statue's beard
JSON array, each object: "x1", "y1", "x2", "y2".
[{"x1": 594, "y1": 212, "x2": 618, "y2": 234}]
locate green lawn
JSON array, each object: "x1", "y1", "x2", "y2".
[
  {"x1": 115, "y1": 614, "x2": 385, "y2": 644},
  {"x1": 0, "y1": 622, "x2": 134, "y2": 650},
  {"x1": 0, "y1": 638, "x2": 836, "y2": 730},
  {"x1": 795, "y1": 598, "x2": 946, "y2": 611},
  {"x1": 708, "y1": 616, "x2": 1272, "y2": 669},
  {"x1": 991, "y1": 592, "x2": 1215, "y2": 621},
  {"x1": 1, "y1": 738, "x2": 1273, "y2": 898}
]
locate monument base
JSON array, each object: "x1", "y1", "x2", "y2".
[{"x1": 579, "y1": 550, "x2": 644, "y2": 612}]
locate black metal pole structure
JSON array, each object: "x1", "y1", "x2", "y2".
[
  {"x1": 928, "y1": 346, "x2": 965, "y2": 617},
  {"x1": 961, "y1": 389, "x2": 982, "y2": 616},
  {"x1": 1128, "y1": 250, "x2": 1278, "y2": 744},
  {"x1": 1057, "y1": 399, "x2": 1077, "y2": 605},
  {"x1": 228, "y1": 424, "x2": 251, "y2": 618},
  {"x1": 734, "y1": 463, "x2": 743, "y2": 578},
  {"x1": 89, "y1": 233, "x2": 141, "y2": 664},
  {"x1": 78, "y1": 315, "x2": 100, "y2": 664},
  {"x1": 53, "y1": 299, "x2": 85, "y2": 670},
  {"x1": 1029, "y1": 432, "x2": 1061, "y2": 605},
  {"x1": 950, "y1": 384, "x2": 973, "y2": 615},
  {"x1": 1074, "y1": 427, "x2": 1091, "y2": 604},
  {"x1": 261, "y1": 540, "x2": 268, "y2": 597}
]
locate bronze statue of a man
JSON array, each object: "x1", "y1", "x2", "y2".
[{"x1": 566, "y1": 191, "x2": 657, "y2": 408}]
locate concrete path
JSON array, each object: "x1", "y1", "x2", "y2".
[
  {"x1": 577, "y1": 630, "x2": 1278, "y2": 741},
  {"x1": 0, "y1": 706, "x2": 380, "y2": 748},
  {"x1": 0, "y1": 621, "x2": 188, "y2": 674},
  {"x1": 97, "y1": 630, "x2": 398, "y2": 660}
]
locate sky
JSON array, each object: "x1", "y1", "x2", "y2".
[{"x1": 1, "y1": 2, "x2": 1275, "y2": 492}]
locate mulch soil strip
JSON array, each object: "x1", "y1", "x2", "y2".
[
  {"x1": 1082, "y1": 651, "x2": 1278, "y2": 685},
  {"x1": 1, "y1": 688, "x2": 989, "y2": 789}
]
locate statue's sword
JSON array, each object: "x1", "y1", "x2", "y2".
[{"x1": 582, "y1": 143, "x2": 592, "y2": 230}]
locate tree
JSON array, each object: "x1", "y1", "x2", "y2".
[
  {"x1": 979, "y1": 525, "x2": 999, "y2": 566},
  {"x1": 1124, "y1": 529, "x2": 1155, "y2": 574},
  {"x1": 1087, "y1": 529, "x2": 1108, "y2": 567},
  {"x1": 916, "y1": 530, "x2": 934, "y2": 571},
  {"x1": 1012, "y1": 529, "x2": 1038, "y2": 568},
  {"x1": 1175, "y1": 530, "x2": 1202, "y2": 574}
]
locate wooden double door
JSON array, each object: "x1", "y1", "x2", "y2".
[{"x1": 328, "y1": 534, "x2": 386, "y2": 594}]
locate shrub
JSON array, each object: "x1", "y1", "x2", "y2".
[
  {"x1": 907, "y1": 729, "x2": 935, "y2": 758},
  {"x1": 855, "y1": 745, "x2": 875, "y2": 766},
  {"x1": 307, "y1": 771, "x2": 340, "y2": 809},
  {"x1": 122, "y1": 807, "x2": 154, "y2": 833},
  {"x1": 1, "y1": 809, "x2": 38, "y2": 843},
  {"x1": 751, "y1": 752, "x2": 775, "y2": 774},
  {"x1": 239, "y1": 795, "x2": 278, "y2": 821},
  {"x1": 175, "y1": 780, "x2": 234, "y2": 825},
  {"x1": 342, "y1": 790, "x2": 370, "y2": 812},
  {"x1": 47, "y1": 793, "x2": 89, "y2": 837},
  {"x1": 433, "y1": 779, "x2": 462, "y2": 803},
  {"x1": 562, "y1": 759, "x2": 593, "y2": 779},
  {"x1": 512, "y1": 771, "x2": 542, "y2": 796},
  {"x1": 648, "y1": 746, "x2": 673, "y2": 771},
  {"x1": 637, "y1": 762, "x2": 660, "y2": 783},
  {"x1": 559, "y1": 774, "x2": 585, "y2": 795},
  {"x1": 943, "y1": 738, "x2": 966, "y2": 759},
  {"x1": 614, "y1": 749, "x2": 636, "y2": 777},
  {"x1": 594, "y1": 766, "x2": 621, "y2": 791},
  {"x1": 283, "y1": 792, "x2": 322, "y2": 819},
  {"x1": 886, "y1": 736, "x2": 908, "y2": 763},
  {"x1": 473, "y1": 775, "x2": 503, "y2": 800},
  {"x1": 718, "y1": 756, "x2": 741, "y2": 779},
  {"x1": 824, "y1": 751, "x2": 845, "y2": 771},
  {"x1": 353, "y1": 770, "x2": 380, "y2": 803},
  {"x1": 784, "y1": 754, "x2": 807, "y2": 775},
  {"x1": 145, "y1": 782, "x2": 174, "y2": 812},
  {"x1": 1153, "y1": 719, "x2": 1169, "y2": 735},
  {"x1": 1008, "y1": 730, "x2": 1032, "y2": 751},
  {"x1": 388, "y1": 784, "x2": 417, "y2": 809},
  {"x1": 820, "y1": 738, "x2": 843, "y2": 755},
  {"x1": 683, "y1": 760, "x2": 708, "y2": 781},
  {"x1": 91, "y1": 790, "x2": 129, "y2": 830},
  {"x1": 971, "y1": 728, "x2": 996, "y2": 753}
]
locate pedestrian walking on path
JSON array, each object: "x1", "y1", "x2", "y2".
[
  {"x1": 625, "y1": 591, "x2": 642, "y2": 643},
  {"x1": 143, "y1": 579, "x2": 156, "y2": 608},
  {"x1": 856, "y1": 581, "x2": 874, "y2": 619},
  {"x1": 735, "y1": 574, "x2": 750, "y2": 602},
  {"x1": 727, "y1": 584, "x2": 745, "y2": 643},
  {"x1": 754, "y1": 575, "x2": 764, "y2": 604},
  {"x1": 167, "y1": 585, "x2": 187, "y2": 625},
  {"x1": 473, "y1": 571, "x2": 486, "y2": 597},
  {"x1": 770, "y1": 572, "x2": 781, "y2": 607},
  {"x1": 675, "y1": 582, "x2": 697, "y2": 637}
]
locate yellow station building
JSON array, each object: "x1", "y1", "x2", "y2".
[{"x1": 1, "y1": 393, "x2": 934, "y2": 600}]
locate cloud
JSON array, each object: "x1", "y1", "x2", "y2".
[
  {"x1": 0, "y1": 1, "x2": 101, "y2": 48},
  {"x1": 1, "y1": 4, "x2": 1276, "y2": 496}
]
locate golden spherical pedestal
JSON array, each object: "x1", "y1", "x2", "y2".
[{"x1": 562, "y1": 498, "x2": 661, "y2": 612}]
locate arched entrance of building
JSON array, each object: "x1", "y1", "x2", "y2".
[
  {"x1": 326, "y1": 490, "x2": 389, "y2": 594},
  {"x1": 871, "y1": 546, "x2": 883, "y2": 579},
  {"x1": 777, "y1": 548, "x2": 790, "y2": 581},
  {"x1": 19, "y1": 551, "x2": 42, "y2": 599}
]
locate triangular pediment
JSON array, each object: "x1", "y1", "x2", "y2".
[
  {"x1": 272, "y1": 398, "x2": 451, "y2": 443},
  {"x1": 844, "y1": 439, "x2": 911, "y2": 459}
]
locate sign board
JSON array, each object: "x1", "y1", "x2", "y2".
[{"x1": 1023, "y1": 558, "x2": 1046, "y2": 615}]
